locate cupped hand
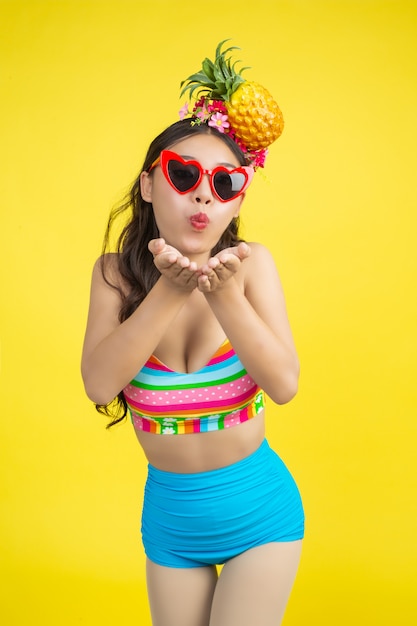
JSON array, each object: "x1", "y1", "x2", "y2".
[
  {"x1": 148, "y1": 238, "x2": 199, "y2": 291},
  {"x1": 197, "y1": 242, "x2": 251, "y2": 293}
]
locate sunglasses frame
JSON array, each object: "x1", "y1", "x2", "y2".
[{"x1": 149, "y1": 150, "x2": 254, "y2": 202}]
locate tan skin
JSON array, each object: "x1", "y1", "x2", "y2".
[
  {"x1": 82, "y1": 133, "x2": 302, "y2": 626},
  {"x1": 82, "y1": 133, "x2": 299, "y2": 473}
]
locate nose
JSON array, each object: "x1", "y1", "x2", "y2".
[{"x1": 193, "y1": 172, "x2": 214, "y2": 204}]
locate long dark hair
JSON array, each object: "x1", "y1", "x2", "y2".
[{"x1": 97, "y1": 119, "x2": 247, "y2": 427}]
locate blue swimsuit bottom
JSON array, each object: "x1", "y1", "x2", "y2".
[{"x1": 141, "y1": 439, "x2": 304, "y2": 568}]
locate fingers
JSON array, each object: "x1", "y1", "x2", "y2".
[
  {"x1": 207, "y1": 242, "x2": 251, "y2": 268},
  {"x1": 220, "y1": 242, "x2": 251, "y2": 262},
  {"x1": 197, "y1": 273, "x2": 212, "y2": 292},
  {"x1": 237, "y1": 241, "x2": 251, "y2": 259},
  {"x1": 197, "y1": 243, "x2": 250, "y2": 292},
  {"x1": 148, "y1": 238, "x2": 166, "y2": 255},
  {"x1": 156, "y1": 253, "x2": 197, "y2": 273},
  {"x1": 197, "y1": 262, "x2": 235, "y2": 292},
  {"x1": 202, "y1": 255, "x2": 238, "y2": 274},
  {"x1": 148, "y1": 239, "x2": 199, "y2": 291},
  {"x1": 148, "y1": 239, "x2": 249, "y2": 293},
  {"x1": 149, "y1": 238, "x2": 197, "y2": 271}
]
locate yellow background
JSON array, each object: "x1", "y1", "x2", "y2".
[{"x1": 1, "y1": 1, "x2": 416, "y2": 624}]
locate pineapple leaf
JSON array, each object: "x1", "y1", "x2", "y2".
[
  {"x1": 220, "y1": 45, "x2": 241, "y2": 59},
  {"x1": 184, "y1": 84, "x2": 210, "y2": 99},
  {"x1": 215, "y1": 39, "x2": 241, "y2": 60},
  {"x1": 202, "y1": 58, "x2": 216, "y2": 82},
  {"x1": 213, "y1": 66, "x2": 226, "y2": 83},
  {"x1": 180, "y1": 40, "x2": 248, "y2": 102},
  {"x1": 214, "y1": 79, "x2": 228, "y2": 94},
  {"x1": 215, "y1": 39, "x2": 232, "y2": 59},
  {"x1": 182, "y1": 71, "x2": 214, "y2": 85},
  {"x1": 220, "y1": 60, "x2": 231, "y2": 80},
  {"x1": 231, "y1": 75, "x2": 245, "y2": 90},
  {"x1": 180, "y1": 84, "x2": 199, "y2": 98},
  {"x1": 225, "y1": 77, "x2": 234, "y2": 94},
  {"x1": 180, "y1": 72, "x2": 216, "y2": 97}
]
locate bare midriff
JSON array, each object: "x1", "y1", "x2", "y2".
[{"x1": 135, "y1": 410, "x2": 265, "y2": 473}]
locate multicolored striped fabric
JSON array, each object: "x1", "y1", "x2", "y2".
[{"x1": 123, "y1": 339, "x2": 265, "y2": 435}]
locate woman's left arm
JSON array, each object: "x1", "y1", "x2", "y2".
[{"x1": 202, "y1": 242, "x2": 299, "y2": 405}]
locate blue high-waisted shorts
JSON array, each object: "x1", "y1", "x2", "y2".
[{"x1": 141, "y1": 438, "x2": 304, "y2": 568}]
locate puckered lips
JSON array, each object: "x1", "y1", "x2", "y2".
[{"x1": 189, "y1": 212, "x2": 210, "y2": 231}]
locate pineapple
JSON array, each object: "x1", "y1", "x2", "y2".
[{"x1": 180, "y1": 40, "x2": 284, "y2": 151}]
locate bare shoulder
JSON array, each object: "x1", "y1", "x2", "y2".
[
  {"x1": 243, "y1": 242, "x2": 280, "y2": 276},
  {"x1": 245, "y1": 241, "x2": 276, "y2": 260},
  {"x1": 91, "y1": 253, "x2": 128, "y2": 295},
  {"x1": 242, "y1": 241, "x2": 287, "y2": 303},
  {"x1": 92, "y1": 252, "x2": 118, "y2": 282}
]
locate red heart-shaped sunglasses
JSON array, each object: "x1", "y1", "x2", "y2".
[{"x1": 148, "y1": 150, "x2": 254, "y2": 202}]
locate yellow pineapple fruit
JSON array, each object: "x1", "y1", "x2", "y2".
[
  {"x1": 180, "y1": 40, "x2": 284, "y2": 151},
  {"x1": 227, "y1": 80, "x2": 284, "y2": 150}
]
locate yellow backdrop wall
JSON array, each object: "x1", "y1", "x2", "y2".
[{"x1": 1, "y1": 1, "x2": 416, "y2": 624}]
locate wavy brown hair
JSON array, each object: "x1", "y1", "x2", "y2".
[{"x1": 97, "y1": 119, "x2": 247, "y2": 427}]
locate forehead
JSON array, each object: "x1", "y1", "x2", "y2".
[{"x1": 169, "y1": 133, "x2": 240, "y2": 167}]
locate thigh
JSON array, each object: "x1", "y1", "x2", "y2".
[
  {"x1": 146, "y1": 558, "x2": 218, "y2": 626},
  {"x1": 209, "y1": 541, "x2": 302, "y2": 626}
]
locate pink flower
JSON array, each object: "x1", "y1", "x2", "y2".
[
  {"x1": 196, "y1": 107, "x2": 209, "y2": 121},
  {"x1": 179, "y1": 102, "x2": 190, "y2": 120},
  {"x1": 208, "y1": 112, "x2": 230, "y2": 133},
  {"x1": 192, "y1": 98, "x2": 210, "y2": 122}
]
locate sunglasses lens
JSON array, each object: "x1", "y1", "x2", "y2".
[
  {"x1": 213, "y1": 171, "x2": 247, "y2": 200},
  {"x1": 167, "y1": 161, "x2": 200, "y2": 192}
]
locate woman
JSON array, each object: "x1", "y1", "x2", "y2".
[{"x1": 82, "y1": 114, "x2": 304, "y2": 625}]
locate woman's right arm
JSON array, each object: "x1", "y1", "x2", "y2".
[{"x1": 81, "y1": 248, "x2": 195, "y2": 405}]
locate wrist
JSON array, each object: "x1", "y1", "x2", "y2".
[
  {"x1": 203, "y1": 277, "x2": 239, "y2": 299},
  {"x1": 158, "y1": 274, "x2": 196, "y2": 296}
]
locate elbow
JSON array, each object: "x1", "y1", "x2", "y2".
[
  {"x1": 274, "y1": 379, "x2": 298, "y2": 405},
  {"x1": 85, "y1": 387, "x2": 117, "y2": 407},
  {"x1": 266, "y1": 365, "x2": 300, "y2": 405},
  {"x1": 83, "y1": 382, "x2": 109, "y2": 407},
  {"x1": 81, "y1": 368, "x2": 119, "y2": 407},
  {"x1": 84, "y1": 381, "x2": 118, "y2": 407}
]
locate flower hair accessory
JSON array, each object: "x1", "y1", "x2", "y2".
[{"x1": 179, "y1": 40, "x2": 284, "y2": 170}]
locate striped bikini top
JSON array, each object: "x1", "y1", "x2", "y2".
[{"x1": 123, "y1": 339, "x2": 264, "y2": 435}]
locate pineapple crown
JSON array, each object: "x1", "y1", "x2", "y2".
[
  {"x1": 180, "y1": 40, "x2": 249, "y2": 102},
  {"x1": 178, "y1": 40, "x2": 273, "y2": 170}
]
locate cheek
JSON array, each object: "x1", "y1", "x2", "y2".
[
  {"x1": 151, "y1": 177, "x2": 179, "y2": 210},
  {"x1": 223, "y1": 199, "x2": 242, "y2": 222},
  {"x1": 151, "y1": 188, "x2": 185, "y2": 231},
  {"x1": 214, "y1": 207, "x2": 240, "y2": 235}
]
